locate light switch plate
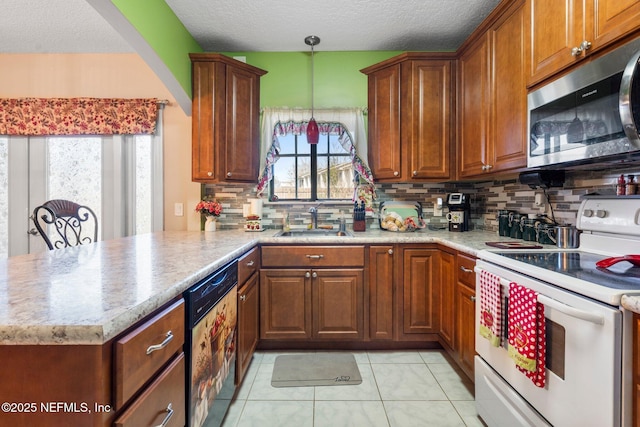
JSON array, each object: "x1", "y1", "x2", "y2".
[{"x1": 174, "y1": 202, "x2": 184, "y2": 216}]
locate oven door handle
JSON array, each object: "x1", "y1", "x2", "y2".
[
  {"x1": 475, "y1": 267, "x2": 605, "y2": 325},
  {"x1": 536, "y1": 294, "x2": 604, "y2": 325}
]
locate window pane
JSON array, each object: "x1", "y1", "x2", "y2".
[
  {"x1": 330, "y1": 156, "x2": 353, "y2": 199},
  {"x1": 273, "y1": 156, "x2": 296, "y2": 199},
  {"x1": 317, "y1": 157, "x2": 328, "y2": 199},
  {"x1": 316, "y1": 133, "x2": 328, "y2": 154},
  {"x1": 330, "y1": 134, "x2": 349, "y2": 154},
  {"x1": 0, "y1": 137, "x2": 7, "y2": 258},
  {"x1": 48, "y1": 137, "x2": 102, "y2": 240},
  {"x1": 297, "y1": 157, "x2": 312, "y2": 199},
  {"x1": 278, "y1": 133, "x2": 296, "y2": 154},
  {"x1": 135, "y1": 136, "x2": 151, "y2": 234},
  {"x1": 297, "y1": 134, "x2": 311, "y2": 154}
]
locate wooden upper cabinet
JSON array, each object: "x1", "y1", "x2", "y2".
[
  {"x1": 458, "y1": 0, "x2": 527, "y2": 178},
  {"x1": 528, "y1": 0, "x2": 640, "y2": 86},
  {"x1": 458, "y1": 35, "x2": 491, "y2": 178},
  {"x1": 362, "y1": 53, "x2": 454, "y2": 182},
  {"x1": 190, "y1": 54, "x2": 267, "y2": 183}
]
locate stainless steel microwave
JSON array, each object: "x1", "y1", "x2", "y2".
[{"x1": 528, "y1": 36, "x2": 640, "y2": 168}]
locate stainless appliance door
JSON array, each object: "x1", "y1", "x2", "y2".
[
  {"x1": 189, "y1": 285, "x2": 238, "y2": 427},
  {"x1": 475, "y1": 261, "x2": 622, "y2": 427},
  {"x1": 619, "y1": 47, "x2": 640, "y2": 147}
]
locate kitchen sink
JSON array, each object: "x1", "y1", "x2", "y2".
[{"x1": 273, "y1": 229, "x2": 354, "y2": 237}]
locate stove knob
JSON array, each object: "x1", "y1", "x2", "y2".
[
  {"x1": 596, "y1": 209, "x2": 607, "y2": 218},
  {"x1": 582, "y1": 209, "x2": 593, "y2": 217}
]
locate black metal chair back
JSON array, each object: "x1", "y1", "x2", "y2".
[{"x1": 31, "y1": 199, "x2": 98, "y2": 250}]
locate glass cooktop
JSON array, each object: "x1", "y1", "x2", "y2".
[{"x1": 494, "y1": 251, "x2": 640, "y2": 290}]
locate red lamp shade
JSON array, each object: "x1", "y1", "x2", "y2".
[{"x1": 307, "y1": 118, "x2": 319, "y2": 145}]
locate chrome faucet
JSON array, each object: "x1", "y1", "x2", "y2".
[{"x1": 308, "y1": 205, "x2": 320, "y2": 229}]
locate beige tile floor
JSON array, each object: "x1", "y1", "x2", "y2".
[{"x1": 221, "y1": 350, "x2": 484, "y2": 427}]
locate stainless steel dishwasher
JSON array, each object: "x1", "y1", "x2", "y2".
[{"x1": 184, "y1": 260, "x2": 238, "y2": 427}]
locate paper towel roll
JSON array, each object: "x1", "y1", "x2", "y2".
[{"x1": 250, "y1": 199, "x2": 263, "y2": 217}]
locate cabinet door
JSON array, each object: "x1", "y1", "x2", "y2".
[
  {"x1": 367, "y1": 64, "x2": 402, "y2": 180},
  {"x1": 369, "y1": 246, "x2": 395, "y2": 340},
  {"x1": 313, "y1": 269, "x2": 364, "y2": 340},
  {"x1": 191, "y1": 61, "x2": 226, "y2": 182},
  {"x1": 456, "y1": 283, "x2": 476, "y2": 379},
  {"x1": 527, "y1": 0, "x2": 585, "y2": 86},
  {"x1": 237, "y1": 272, "x2": 259, "y2": 384},
  {"x1": 260, "y1": 269, "x2": 311, "y2": 340},
  {"x1": 588, "y1": 0, "x2": 640, "y2": 51},
  {"x1": 400, "y1": 248, "x2": 440, "y2": 337},
  {"x1": 439, "y1": 250, "x2": 456, "y2": 350},
  {"x1": 491, "y1": 1, "x2": 528, "y2": 173},
  {"x1": 224, "y1": 65, "x2": 261, "y2": 182},
  {"x1": 459, "y1": 35, "x2": 491, "y2": 178},
  {"x1": 403, "y1": 60, "x2": 451, "y2": 180}
]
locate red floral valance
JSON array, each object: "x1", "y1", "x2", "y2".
[{"x1": 0, "y1": 98, "x2": 158, "y2": 136}]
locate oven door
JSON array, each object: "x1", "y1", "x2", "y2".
[{"x1": 475, "y1": 260, "x2": 622, "y2": 427}]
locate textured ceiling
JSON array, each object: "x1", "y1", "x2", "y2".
[{"x1": 1, "y1": 0, "x2": 501, "y2": 53}]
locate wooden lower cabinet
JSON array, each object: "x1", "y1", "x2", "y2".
[
  {"x1": 439, "y1": 249, "x2": 457, "y2": 350},
  {"x1": 368, "y1": 245, "x2": 396, "y2": 340},
  {"x1": 113, "y1": 353, "x2": 186, "y2": 427},
  {"x1": 237, "y1": 271, "x2": 259, "y2": 384},
  {"x1": 260, "y1": 268, "x2": 364, "y2": 341},
  {"x1": 397, "y1": 247, "x2": 440, "y2": 341},
  {"x1": 455, "y1": 254, "x2": 477, "y2": 379}
]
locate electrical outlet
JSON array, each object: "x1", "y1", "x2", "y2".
[
  {"x1": 174, "y1": 202, "x2": 184, "y2": 216},
  {"x1": 534, "y1": 193, "x2": 545, "y2": 208}
]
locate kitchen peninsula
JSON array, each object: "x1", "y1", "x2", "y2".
[{"x1": 0, "y1": 228, "x2": 539, "y2": 427}]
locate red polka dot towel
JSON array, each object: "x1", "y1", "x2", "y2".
[
  {"x1": 479, "y1": 270, "x2": 502, "y2": 347},
  {"x1": 507, "y1": 282, "x2": 546, "y2": 388}
]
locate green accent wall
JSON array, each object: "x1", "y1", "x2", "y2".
[
  {"x1": 223, "y1": 51, "x2": 402, "y2": 108},
  {"x1": 111, "y1": 0, "x2": 202, "y2": 97}
]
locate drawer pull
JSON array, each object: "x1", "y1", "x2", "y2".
[
  {"x1": 459, "y1": 266, "x2": 474, "y2": 273},
  {"x1": 306, "y1": 254, "x2": 324, "y2": 259},
  {"x1": 246, "y1": 260, "x2": 255, "y2": 267},
  {"x1": 155, "y1": 403, "x2": 174, "y2": 427},
  {"x1": 240, "y1": 294, "x2": 246, "y2": 301},
  {"x1": 146, "y1": 331, "x2": 174, "y2": 355},
  {"x1": 470, "y1": 296, "x2": 476, "y2": 302}
]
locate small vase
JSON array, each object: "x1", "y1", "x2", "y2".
[{"x1": 204, "y1": 216, "x2": 217, "y2": 232}]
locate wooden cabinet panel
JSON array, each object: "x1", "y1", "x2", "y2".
[
  {"x1": 114, "y1": 299, "x2": 185, "y2": 410},
  {"x1": 114, "y1": 354, "x2": 186, "y2": 427},
  {"x1": 590, "y1": 0, "x2": 640, "y2": 50},
  {"x1": 366, "y1": 64, "x2": 402, "y2": 180},
  {"x1": 238, "y1": 246, "x2": 260, "y2": 285},
  {"x1": 634, "y1": 313, "x2": 640, "y2": 427},
  {"x1": 261, "y1": 245, "x2": 365, "y2": 268},
  {"x1": 456, "y1": 283, "x2": 476, "y2": 379},
  {"x1": 313, "y1": 269, "x2": 364, "y2": 340},
  {"x1": 458, "y1": 35, "x2": 490, "y2": 178},
  {"x1": 490, "y1": 1, "x2": 528, "y2": 172},
  {"x1": 439, "y1": 250, "x2": 456, "y2": 349},
  {"x1": 190, "y1": 53, "x2": 266, "y2": 183},
  {"x1": 260, "y1": 269, "x2": 311, "y2": 340},
  {"x1": 457, "y1": 254, "x2": 476, "y2": 288},
  {"x1": 362, "y1": 53, "x2": 453, "y2": 182},
  {"x1": 402, "y1": 60, "x2": 452, "y2": 179},
  {"x1": 237, "y1": 272, "x2": 259, "y2": 385},
  {"x1": 400, "y1": 248, "x2": 440, "y2": 337},
  {"x1": 369, "y1": 245, "x2": 395, "y2": 340}
]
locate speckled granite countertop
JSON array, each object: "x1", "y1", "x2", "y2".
[{"x1": 0, "y1": 228, "x2": 545, "y2": 345}]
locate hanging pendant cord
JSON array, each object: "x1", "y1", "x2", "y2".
[{"x1": 310, "y1": 43, "x2": 315, "y2": 119}]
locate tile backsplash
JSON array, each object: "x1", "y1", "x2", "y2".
[{"x1": 203, "y1": 166, "x2": 639, "y2": 232}]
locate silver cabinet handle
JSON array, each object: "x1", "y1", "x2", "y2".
[
  {"x1": 207, "y1": 171, "x2": 213, "y2": 177},
  {"x1": 306, "y1": 254, "x2": 324, "y2": 259},
  {"x1": 312, "y1": 271, "x2": 318, "y2": 278},
  {"x1": 146, "y1": 331, "x2": 174, "y2": 355},
  {"x1": 388, "y1": 249, "x2": 394, "y2": 255},
  {"x1": 470, "y1": 296, "x2": 476, "y2": 302},
  {"x1": 239, "y1": 294, "x2": 246, "y2": 301},
  {"x1": 412, "y1": 170, "x2": 417, "y2": 176},
  {"x1": 246, "y1": 260, "x2": 255, "y2": 267},
  {"x1": 227, "y1": 172, "x2": 232, "y2": 177},
  {"x1": 155, "y1": 403, "x2": 174, "y2": 427},
  {"x1": 305, "y1": 271, "x2": 311, "y2": 278},
  {"x1": 393, "y1": 171, "x2": 399, "y2": 176},
  {"x1": 571, "y1": 40, "x2": 592, "y2": 57},
  {"x1": 459, "y1": 266, "x2": 474, "y2": 273}
]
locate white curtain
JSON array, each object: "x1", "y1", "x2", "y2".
[{"x1": 256, "y1": 107, "x2": 373, "y2": 197}]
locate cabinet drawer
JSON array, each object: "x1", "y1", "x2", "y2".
[
  {"x1": 238, "y1": 246, "x2": 260, "y2": 284},
  {"x1": 114, "y1": 299, "x2": 185, "y2": 409},
  {"x1": 114, "y1": 353, "x2": 186, "y2": 427},
  {"x1": 457, "y1": 254, "x2": 476, "y2": 289},
  {"x1": 262, "y1": 246, "x2": 365, "y2": 267}
]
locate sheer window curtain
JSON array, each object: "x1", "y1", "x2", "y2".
[{"x1": 256, "y1": 107, "x2": 374, "y2": 199}]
